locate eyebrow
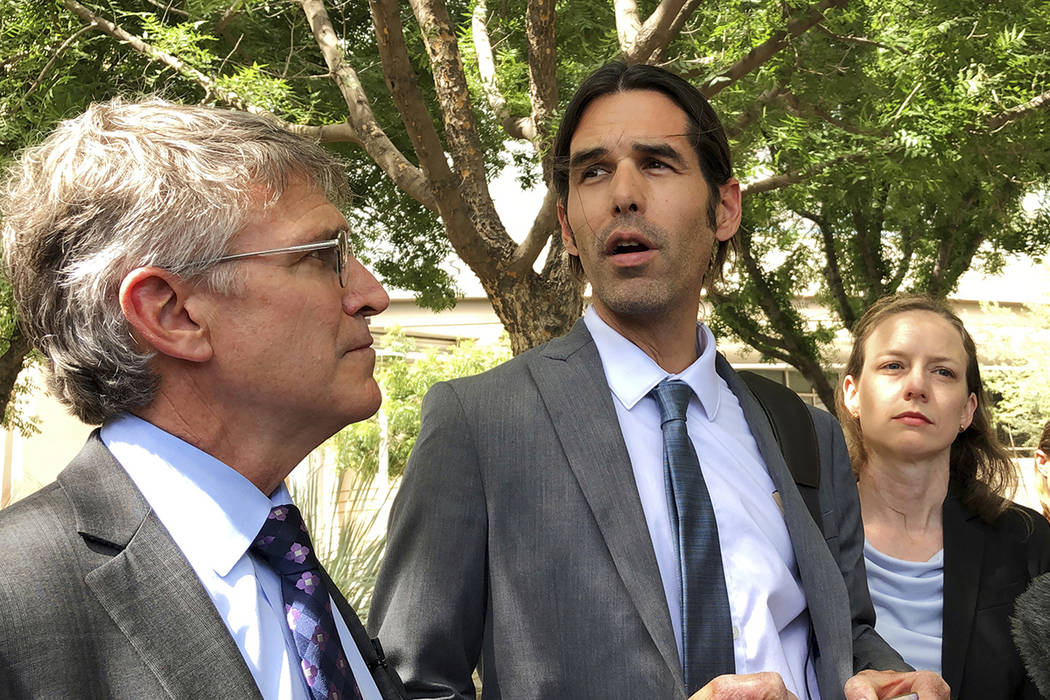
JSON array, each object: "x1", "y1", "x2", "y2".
[
  {"x1": 877, "y1": 351, "x2": 963, "y2": 365},
  {"x1": 568, "y1": 141, "x2": 688, "y2": 170}
]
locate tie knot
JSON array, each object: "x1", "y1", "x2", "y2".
[
  {"x1": 251, "y1": 504, "x2": 320, "y2": 575},
  {"x1": 651, "y1": 379, "x2": 692, "y2": 424}
]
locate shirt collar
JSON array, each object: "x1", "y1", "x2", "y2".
[
  {"x1": 583, "y1": 305, "x2": 722, "y2": 418},
  {"x1": 100, "y1": 413, "x2": 293, "y2": 577}
]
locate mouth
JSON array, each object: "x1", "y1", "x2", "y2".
[
  {"x1": 893, "y1": 411, "x2": 932, "y2": 426},
  {"x1": 604, "y1": 232, "x2": 656, "y2": 266},
  {"x1": 342, "y1": 335, "x2": 375, "y2": 356}
]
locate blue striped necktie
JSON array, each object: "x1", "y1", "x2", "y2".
[
  {"x1": 251, "y1": 504, "x2": 363, "y2": 700},
  {"x1": 650, "y1": 379, "x2": 735, "y2": 692}
]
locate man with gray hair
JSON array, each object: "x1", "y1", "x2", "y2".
[{"x1": 0, "y1": 98, "x2": 404, "y2": 699}]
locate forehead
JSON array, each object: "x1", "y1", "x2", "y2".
[
  {"x1": 569, "y1": 90, "x2": 692, "y2": 154},
  {"x1": 865, "y1": 310, "x2": 967, "y2": 359},
  {"x1": 238, "y1": 178, "x2": 347, "y2": 248}
]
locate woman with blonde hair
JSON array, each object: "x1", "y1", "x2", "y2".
[{"x1": 837, "y1": 293, "x2": 1050, "y2": 699}]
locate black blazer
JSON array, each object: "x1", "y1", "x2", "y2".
[{"x1": 942, "y1": 482, "x2": 1050, "y2": 699}]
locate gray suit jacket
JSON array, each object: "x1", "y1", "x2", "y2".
[
  {"x1": 0, "y1": 432, "x2": 404, "y2": 699},
  {"x1": 370, "y1": 320, "x2": 905, "y2": 700}
]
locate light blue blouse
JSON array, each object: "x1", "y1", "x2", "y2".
[{"x1": 863, "y1": 540, "x2": 944, "y2": 675}]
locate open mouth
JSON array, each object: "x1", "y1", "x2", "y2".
[{"x1": 611, "y1": 241, "x2": 650, "y2": 255}]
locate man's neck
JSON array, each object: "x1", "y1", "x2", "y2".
[
  {"x1": 591, "y1": 303, "x2": 701, "y2": 374},
  {"x1": 133, "y1": 389, "x2": 314, "y2": 497}
]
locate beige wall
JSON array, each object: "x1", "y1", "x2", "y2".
[{"x1": 2, "y1": 365, "x2": 94, "y2": 507}]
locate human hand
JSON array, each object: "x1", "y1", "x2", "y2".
[
  {"x1": 687, "y1": 672, "x2": 799, "y2": 699},
  {"x1": 843, "y1": 669, "x2": 948, "y2": 700}
]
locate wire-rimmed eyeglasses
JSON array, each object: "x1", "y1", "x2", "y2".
[{"x1": 211, "y1": 230, "x2": 351, "y2": 287}]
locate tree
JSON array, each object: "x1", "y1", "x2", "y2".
[
  {"x1": 334, "y1": 328, "x2": 511, "y2": 479},
  {"x1": 978, "y1": 299, "x2": 1050, "y2": 451},
  {"x1": 2, "y1": 0, "x2": 1049, "y2": 420}
]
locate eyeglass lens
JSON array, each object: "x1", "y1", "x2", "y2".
[{"x1": 337, "y1": 230, "x2": 349, "y2": 288}]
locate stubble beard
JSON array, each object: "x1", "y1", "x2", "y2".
[{"x1": 586, "y1": 215, "x2": 710, "y2": 320}]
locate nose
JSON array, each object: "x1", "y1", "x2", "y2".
[
  {"x1": 903, "y1": 368, "x2": 928, "y2": 402},
  {"x1": 342, "y1": 256, "x2": 390, "y2": 318},
  {"x1": 611, "y1": 161, "x2": 646, "y2": 216}
]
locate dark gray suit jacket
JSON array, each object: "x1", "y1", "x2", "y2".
[
  {"x1": 0, "y1": 432, "x2": 404, "y2": 699},
  {"x1": 370, "y1": 321, "x2": 905, "y2": 700}
]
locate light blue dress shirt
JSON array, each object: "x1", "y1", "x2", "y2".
[
  {"x1": 584, "y1": 307, "x2": 819, "y2": 699},
  {"x1": 864, "y1": 540, "x2": 944, "y2": 675},
  {"x1": 101, "y1": 414, "x2": 381, "y2": 700}
]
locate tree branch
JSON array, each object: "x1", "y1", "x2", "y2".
[
  {"x1": 646, "y1": 0, "x2": 705, "y2": 64},
  {"x1": 814, "y1": 23, "x2": 900, "y2": 52},
  {"x1": 725, "y1": 85, "x2": 789, "y2": 140},
  {"x1": 21, "y1": 23, "x2": 97, "y2": 102},
  {"x1": 741, "y1": 152, "x2": 865, "y2": 196},
  {"x1": 472, "y1": 0, "x2": 535, "y2": 140},
  {"x1": 526, "y1": 0, "x2": 558, "y2": 182},
  {"x1": 614, "y1": 0, "x2": 643, "y2": 50},
  {"x1": 510, "y1": 187, "x2": 558, "y2": 274},
  {"x1": 408, "y1": 0, "x2": 514, "y2": 257},
  {"x1": 298, "y1": 0, "x2": 438, "y2": 211},
  {"x1": 987, "y1": 88, "x2": 1050, "y2": 132},
  {"x1": 700, "y1": 0, "x2": 848, "y2": 98},
  {"x1": 886, "y1": 225, "x2": 915, "y2": 293},
  {"x1": 59, "y1": 0, "x2": 256, "y2": 111},
  {"x1": 796, "y1": 207, "x2": 855, "y2": 328},
  {"x1": 780, "y1": 89, "x2": 884, "y2": 137},
  {"x1": 143, "y1": 0, "x2": 189, "y2": 18},
  {"x1": 58, "y1": 0, "x2": 428, "y2": 203},
  {"x1": 367, "y1": 0, "x2": 488, "y2": 260},
  {"x1": 622, "y1": 0, "x2": 692, "y2": 64}
]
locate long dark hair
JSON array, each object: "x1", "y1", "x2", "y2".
[{"x1": 551, "y1": 62, "x2": 736, "y2": 284}]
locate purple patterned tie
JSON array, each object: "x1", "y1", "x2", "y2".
[{"x1": 251, "y1": 504, "x2": 363, "y2": 700}]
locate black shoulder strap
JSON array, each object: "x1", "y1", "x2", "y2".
[{"x1": 739, "y1": 371, "x2": 823, "y2": 536}]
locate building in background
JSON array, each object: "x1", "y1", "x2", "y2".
[{"x1": 4, "y1": 262, "x2": 1049, "y2": 512}]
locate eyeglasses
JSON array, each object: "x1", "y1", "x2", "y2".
[{"x1": 211, "y1": 230, "x2": 352, "y2": 287}]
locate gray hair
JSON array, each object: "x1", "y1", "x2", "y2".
[{"x1": 0, "y1": 97, "x2": 349, "y2": 425}]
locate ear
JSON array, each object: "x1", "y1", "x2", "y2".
[
  {"x1": 960, "y1": 392, "x2": 978, "y2": 432},
  {"x1": 841, "y1": 374, "x2": 861, "y2": 418},
  {"x1": 714, "y1": 178, "x2": 742, "y2": 242},
  {"x1": 1036, "y1": 450, "x2": 1050, "y2": 477},
  {"x1": 558, "y1": 200, "x2": 578, "y2": 255},
  {"x1": 119, "y1": 267, "x2": 213, "y2": 363}
]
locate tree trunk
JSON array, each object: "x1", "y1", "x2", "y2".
[
  {"x1": 485, "y1": 258, "x2": 584, "y2": 355},
  {"x1": 0, "y1": 327, "x2": 30, "y2": 428}
]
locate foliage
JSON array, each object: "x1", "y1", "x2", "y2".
[
  {"x1": 288, "y1": 451, "x2": 388, "y2": 620},
  {"x1": 289, "y1": 330, "x2": 509, "y2": 616},
  {"x1": 977, "y1": 300, "x2": 1050, "y2": 451},
  {"x1": 2, "y1": 0, "x2": 1050, "y2": 419},
  {"x1": 332, "y1": 328, "x2": 511, "y2": 479}
]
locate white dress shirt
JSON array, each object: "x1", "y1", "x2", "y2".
[
  {"x1": 584, "y1": 307, "x2": 819, "y2": 699},
  {"x1": 101, "y1": 414, "x2": 382, "y2": 700}
]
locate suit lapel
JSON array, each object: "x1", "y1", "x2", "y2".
[
  {"x1": 527, "y1": 320, "x2": 684, "y2": 694},
  {"x1": 941, "y1": 486, "x2": 982, "y2": 699},
  {"x1": 718, "y1": 358, "x2": 854, "y2": 690},
  {"x1": 324, "y1": 570, "x2": 405, "y2": 700},
  {"x1": 61, "y1": 435, "x2": 262, "y2": 699}
]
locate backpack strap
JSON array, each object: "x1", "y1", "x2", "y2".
[{"x1": 739, "y1": 371, "x2": 824, "y2": 536}]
